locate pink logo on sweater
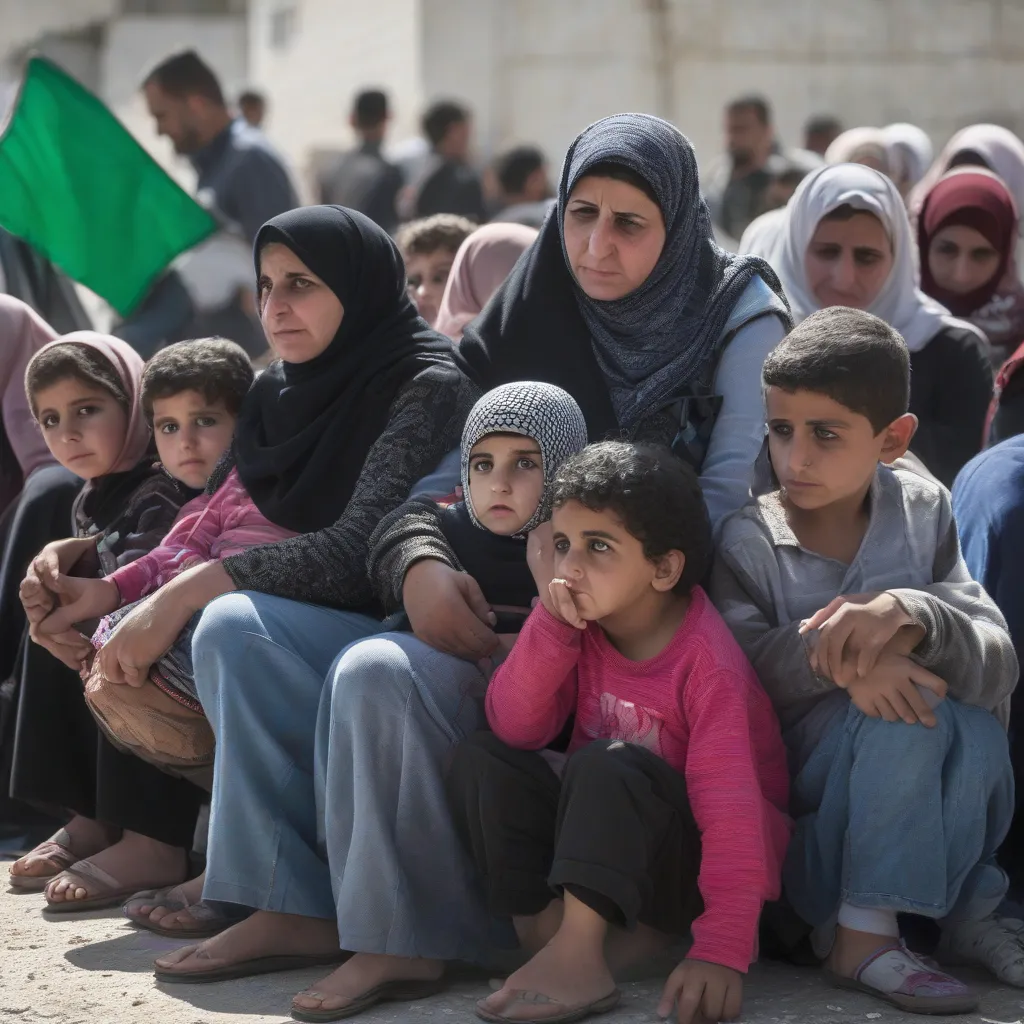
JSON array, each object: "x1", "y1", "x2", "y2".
[{"x1": 592, "y1": 693, "x2": 665, "y2": 756}]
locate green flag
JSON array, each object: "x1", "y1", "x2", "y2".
[{"x1": 0, "y1": 55, "x2": 217, "y2": 316}]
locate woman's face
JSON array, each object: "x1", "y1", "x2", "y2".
[
  {"x1": 928, "y1": 224, "x2": 1001, "y2": 297},
  {"x1": 563, "y1": 175, "x2": 666, "y2": 301},
  {"x1": 804, "y1": 212, "x2": 894, "y2": 310},
  {"x1": 257, "y1": 243, "x2": 344, "y2": 363}
]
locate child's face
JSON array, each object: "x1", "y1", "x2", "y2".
[
  {"x1": 405, "y1": 249, "x2": 456, "y2": 327},
  {"x1": 551, "y1": 500, "x2": 675, "y2": 621},
  {"x1": 766, "y1": 386, "x2": 913, "y2": 512},
  {"x1": 467, "y1": 433, "x2": 544, "y2": 535},
  {"x1": 152, "y1": 390, "x2": 236, "y2": 490},
  {"x1": 34, "y1": 377, "x2": 128, "y2": 480}
]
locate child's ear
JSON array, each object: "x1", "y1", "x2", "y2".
[
  {"x1": 651, "y1": 550, "x2": 685, "y2": 593},
  {"x1": 878, "y1": 413, "x2": 918, "y2": 465}
]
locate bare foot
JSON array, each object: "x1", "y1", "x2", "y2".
[
  {"x1": 293, "y1": 953, "x2": 443, "y2": 1014},
  {"x1": 45, "y1": 831, "x2": 187, "y2": 904},
  {"x1": 513, "y1": 900, "x2": 565, "y2": 955},
  {"x1": 155, "y1": 910, "x2": 338, "y2": 976},
  {"x1": 483, "y1": 896, "x2": 615, "y2": 1023},
  {"x1": 826, "y1": 925, "x2": 899, "y2": 978},
  {"x1": 605, "y1": 923, "x2": 673, "y2": 974},
  {"x1": 10, "y1": 817, "x2": 117, "y2": 880}
]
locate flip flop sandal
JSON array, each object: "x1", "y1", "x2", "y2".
[
  {"x1": 475, "y1": 988, "x2": 621, "y2": 1024},
  {"x1": 43, "y1": 860, "x2": 186, "y2": 915},
  {"x1": 291, "y1": 978, "x2": 448, "y2": 1022},
  {"x1": 123, "y1": 885, "x2": 245, "y2": 939},
  {"x1": 824, "y1": 941, "x2": 979, "y2": 1015},
  {"x1": 8, "y1": 831, "x2": 79, "y2": 891},
  {"x1": 155, "y1": 951, "x2": 349, "y2": 985}
]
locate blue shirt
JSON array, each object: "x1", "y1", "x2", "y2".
[
  {"x1": 953, "y1": 436, "x2": 1024, "y2": 671},
  {"x1": 191, "y1": 120, "x2": 299, "y2": 243}
]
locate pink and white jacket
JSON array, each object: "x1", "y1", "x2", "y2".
[{"x1": 107, "y1": 467, "x2": 296, "y2": 604}]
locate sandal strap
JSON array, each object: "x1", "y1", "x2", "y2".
[
  {"x1": 53, "y1": 858, "x2": 123, "y2": 893},
  {"x1": 857, "y1": 941, "x2": 972, "y2": 998},
  {"x1": 16, "y1": 838, "x2": 77, "y2": 873}
]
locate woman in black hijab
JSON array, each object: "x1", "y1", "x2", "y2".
[{"x1": 105, "y1": 206, "x2": 477, "y2": 951}]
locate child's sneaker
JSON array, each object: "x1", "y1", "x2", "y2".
[{"x1": 937, "y1": 915, "x2": 1024, "y2": 986}]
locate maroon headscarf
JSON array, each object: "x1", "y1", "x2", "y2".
[{"x1": 918, "y1": 170, "x2": 1024, "y2": 349}]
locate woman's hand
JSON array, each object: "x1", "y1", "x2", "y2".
[
  {"x1": 97, "y1": 561, "x2": 234, "y2": 686},
  {"x1": 403, "y1": 559, "x2": 498, "y2": 661}
]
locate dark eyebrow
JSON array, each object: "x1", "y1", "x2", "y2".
[
  {"x1": 852, "y1": 246, "x2": 885, "y2": 257},
  {"x1": 581, "y1": 529, "x2": 619, "y2": 541},
  {"x1": 69, "y1": 396, "x2": 107, "y2": 406}
]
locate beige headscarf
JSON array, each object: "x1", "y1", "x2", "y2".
[
  {"x1": 434, "y1": 223, "x2": 538, "y2": 341},
  {"x1": 30, "y1": 332, "x2": 150, "y2": 475}
]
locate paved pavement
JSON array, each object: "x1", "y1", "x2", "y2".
[{"x1": 2, "y1": 866, "x2": 1023, "y2": 1024}]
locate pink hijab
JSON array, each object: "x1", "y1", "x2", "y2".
[
  {"x1": 434, "y1": 223, "x2": 538, "y2": 341},
  {"x1": 0, "y1": 296, "x2": 59, "y2": 479},
  {"x1": 30, "y1": 332, "x2": 150, "y2": 475}
]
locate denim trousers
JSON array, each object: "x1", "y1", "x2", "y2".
[
  {"x1": 785, "y1": 699, "x2": 1014, "y2": 928},
  {"x1": 193, "y1": 591, "x2": 496, "y2": 960}
]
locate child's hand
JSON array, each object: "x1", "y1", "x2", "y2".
[
  {"x1": 36, "y1": 576, "x2": 120, "y2": 636},
  {"x1": 658, "y1": 959, "x2": 742, "y2": 1023},
  {"x1": 800, "y1": 592, "x2": 924, "y2": 685},
  {"x1": 20, "y1": 538, "x2": 99, "y2": 624},
  {"x1": 844, "y1": 652, "x2": 947, "y2": 726},
  {"x1": 548, "y1": 578, "x2": 586, "y2": 630}
]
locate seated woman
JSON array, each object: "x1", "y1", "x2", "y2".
[
  {"x1": 762, "y1": 162, "x2": 992, "y2": 486},
  {"x1": 917, "y1": 167, "x2": 1024, "y2": 369}
]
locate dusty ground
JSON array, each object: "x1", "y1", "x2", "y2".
[{"x1": 2, "y1": 863, "x2": 1024, "y2": 1024}]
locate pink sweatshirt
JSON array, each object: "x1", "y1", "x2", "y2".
[
  {"x1": 485, "y1": 587, "x2": 792, "y2": 974},
  {"x1": 107, "y1": 467, "x2": 296, "y2": 604}
]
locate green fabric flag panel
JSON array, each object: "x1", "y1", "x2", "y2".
[{"x1": 0, "y1": 56, "x2": 217, "y2": 316}]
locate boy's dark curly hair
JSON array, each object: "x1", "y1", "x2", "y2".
[
  {"x1": 551, "y1": 441, "x2": 711, "y2": 594},
  {"x1": 141, "y1": 337, "x2": 253, "y2": 423}
]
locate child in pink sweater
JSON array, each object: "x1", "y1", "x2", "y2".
[{"x1": 447, "y1": 441, "x2": 791, "y2": 1024}]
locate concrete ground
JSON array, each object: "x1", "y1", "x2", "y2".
[{"x1": 2, "y1": 865, "x2": 1024, "y2": 1024}]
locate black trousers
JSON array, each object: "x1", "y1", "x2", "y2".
[
  {"x1": 10, "y1": 634, "x2": 205, "y2": 847},
  {"x1": 447, "y1": 732, "x2": 704, "y2": 934}
]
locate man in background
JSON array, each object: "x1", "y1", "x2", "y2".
[
  {"x1": 804, "y1": 114, "x2": 843, "y2": 157},
  {"x1": 489, "y1": 145, "x2": 553, "y2": 228},
  {"x1": 238, "y1": 89, "x2": 267, "y2": 129},
  {"x1": 318, "y1": 89, "x2": 403, "y2": 234},
  {"x1": 703, "y1": 95, "x2": 780, "y2": 243},
  {"x1": 405, "y1": 100, "x2": 486, "y2": 223},
  {"x1": 141, "y1": 50, "x2": 298, "y2": 354},
  {"x1": 143, "y1": 50, "x2": 297, "y2": 244}
]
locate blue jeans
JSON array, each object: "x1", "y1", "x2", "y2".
[
  {"x1": 193, "y1": 592, "x2": 496, "y2": 959},
  {"x1": 785, "y1": 699, "x2": 1014, "y2": 928}
]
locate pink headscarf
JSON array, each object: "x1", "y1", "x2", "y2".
[
  {"x1": 30, "y1": 332, "x2": 150, "y2": 475},
  {"x1": 434, "y1": 223, "x2": 538, "y2": 341},
  {"x1": 0, "y1": 296, "x2": 59, "y2": 480}
]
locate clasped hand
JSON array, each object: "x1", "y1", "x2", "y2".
[{"x1": 800, "y1": 592, "x2": 944, "y2": 726}]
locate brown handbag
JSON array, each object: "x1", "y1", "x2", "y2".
[{"x1": 83, "y1": 656, "x2": 214, "y2": 791}]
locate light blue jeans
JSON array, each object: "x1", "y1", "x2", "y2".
[
  {"x1": 785, "y1": 699, "x2": 1014, "y2": 928},
  {"x1": 193, "y1": 591, "x2": 496, "y2": 960}
]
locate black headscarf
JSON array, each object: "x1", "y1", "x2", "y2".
[
  {"x1": 235, "y1": 206, "x2": 454, "y2": 533},
  {"x1": 457, "y1": 113, "x2": 788, "y2": 438}
]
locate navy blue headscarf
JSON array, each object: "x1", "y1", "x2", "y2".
[{"x1": 458, "y1": 114, "x2": 788, "y2": 435}]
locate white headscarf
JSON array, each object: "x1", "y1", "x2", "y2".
[
  {"x1": 883, "y1": 124, "x2": 934, "y2": 192},
  {"x1": 766, "y1": 163, "x2": 976, "y2": 352},
  {"x1": 911, "y1": 124, "x2": 1024, "y2": 224},
  {"x1": 825, "y1": 128, "x2": 892, "y2": 174}
]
